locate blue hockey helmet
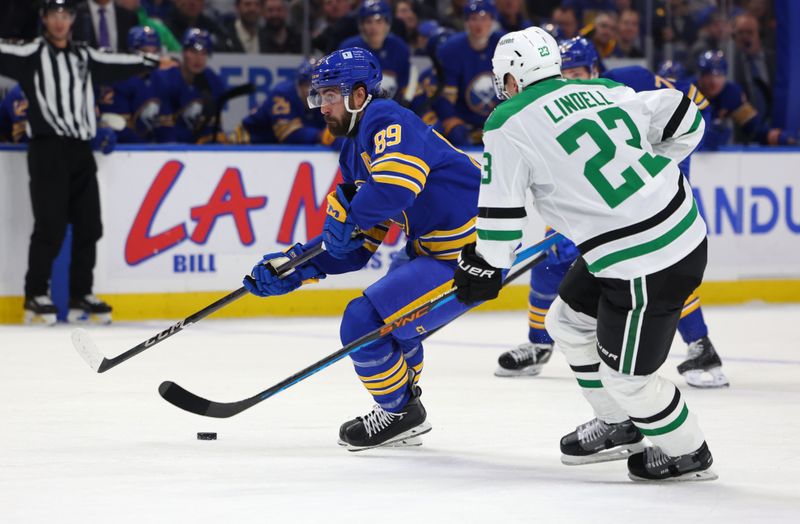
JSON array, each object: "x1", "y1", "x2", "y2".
[
  {"x1": 697, "y1": 50, "x2": 727, "y2": 76},
  {"x1": 559, "y1": 36, "x2": 599, "y2": 73},
  {"x1": 464, "y1": 0, "x2": 497, "y2": 19},
  {"x1": 425, "y1": 27, "x2": 454, "y2": 60},
  {"x1": 127, "y1": 26, "x2": 161, "y2": 52},
  {"x1": 296, "y1": 58, "x2": 315, "y2": 85},
  {"x1": 359, "y1": 0, "x2": 392, "y2": 23},
  {"x1": 657, "y1": 59, "x2": 687, "y2": 81},
  {"x1": 182, "y1": 28, "x2": 213, "y2": 56},
  {"x1": 309, "y1": 48, "x2": 382, "y2": 103}
]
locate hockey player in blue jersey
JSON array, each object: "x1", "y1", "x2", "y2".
[
  {"x1": 339, "y1": 0, "x2": 411, "y2": 103},
  {"x1": 690, "y1": 51, "x2": 796, "y2": 150},
  {"x1": 494, "y1": 36, "x2": 729, "y2": 389},
  {"x1": 435, "y1": 0, "x2": 505, "y2": 145},
  {"x1": 0, "y1": 84, "x2": 29, "y2": 143},
  {"x1": 243, "y1": 48, "x2": 482, "y2": 451},
  {"x1": 231, "y1": 59, "x2": 339, "y2": 146},
  {"x1": 409, "y1": 27, "x2": 453, "y2": 129},
  {"x1": 96, "y1": 26, "x2": 162, "y2": 143},
  {"x1": 152, "y1": 28, "x2": 225, "y2": 143}
]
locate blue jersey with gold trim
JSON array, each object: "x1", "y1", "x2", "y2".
[
  {"x1": 338, "y1": 98, "x2": 481, "y2": 262},
  {"x1": 96, "y1": 74, "x2": 159, "y2": 143},
  {"x1": 151, "y1": 66, "x2": 225, "y2": 144},
  {"x1": 0, "y1": 84, "x2": 29, "y2": 143},
  {"x1": 436, "y1": 31, "x2": 504, "y2": 131},
  {"x1": 339, "y1": 34, "x2": 410, "y2": 101},
  {"x1": 242, "y1": 79, "x2": 326, "y2": 144}
]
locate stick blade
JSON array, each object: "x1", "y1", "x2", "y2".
[
  {"x1": 158, "y1": 381, "x2": 238, "y2": 418},
  {"x1": 71, "y1": 328, "x2": 107, "y2": 372}
]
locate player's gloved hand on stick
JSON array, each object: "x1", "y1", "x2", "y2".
[
  {"x1": 323, "y1": 183, "x2": 364, "y2": 259},
  {"x1": 243, "y1": 243, "x2": 324, "y2": 297},
  {"x1": 91, "y1": 127, "x2": 117, "y2": 155},
  {"x1": 546, "y1": 234, "x2": 580, "y2": 265},
  {"x1": 454, "y1": 242, "x2": 503, "y2": 305}
]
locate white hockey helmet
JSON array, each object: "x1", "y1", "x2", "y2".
[{"x1": 491, "y1": 27, "x2": 562, "y2": 100}]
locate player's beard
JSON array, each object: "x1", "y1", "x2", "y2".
[{"x1": 324, "y1": 114, "x2": 351, "y2": 136}]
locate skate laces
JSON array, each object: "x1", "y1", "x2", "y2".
[
  {"x1": 32, "y1": 295, "x2": 54, "y2": 306},
  {"x1": 686, "y1": 339, "x2": 705, "y2": 359},
  {"x1": 509, "y1": 346, "x2": 535, "y2": 365},
  {"x1": 577, "y1": 418, "x2": 609, "y2": 445},
  {"x1": 644, "y1": 446, "x2": 672, "y2": 469},
  {"x1": 361, "y1": 404, "x2": 402, "y2": 438}
]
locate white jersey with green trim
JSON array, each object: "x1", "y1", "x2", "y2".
[{"x1": 476, "y1": 76, "x2": 708, "y2": 279}]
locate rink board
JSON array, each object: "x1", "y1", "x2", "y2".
[{"x1": 1, "y1": 146, "x2": 799, "y2": 322}]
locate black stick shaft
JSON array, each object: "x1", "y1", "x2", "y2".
[
  {"x1": 97, "y1": 243, "x2": 325, "y2": 372},
  {"x1": 159, "y1": 251, "x2": 549, "y2": 418}
]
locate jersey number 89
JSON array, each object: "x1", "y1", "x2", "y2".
[
  {"x1": 556, "y1": 107, "x2": 671, "y2": 209},
  {"x1": 374, "y1": 124, "x2": 402, "y2": 154}
]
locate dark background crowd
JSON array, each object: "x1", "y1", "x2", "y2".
[{"x1": 0, "y1": 0, "x2": 790, "y2": 149}]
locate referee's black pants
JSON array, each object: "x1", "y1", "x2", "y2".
[{"x1": 24, "y1": 137, "x2": 102, "y2": 299}]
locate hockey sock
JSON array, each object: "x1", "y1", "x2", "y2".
[{"x1": 677, "y1": 294, "x2": 709, "y2": 344}]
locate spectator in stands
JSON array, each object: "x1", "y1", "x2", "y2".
[
  {"x1": 688, "y1": 10, "x2": 728, "y2": 73},
  {"x1": 652, "y1": 0, "x2": 697, "y2": 64},
  {"x1": 394, "y1": 0, "x2": 420, "y2": 47},
  {"x1": 435, "y1": 0, "x2": 503, "y2": 145},
  {"x1": 0, "y1": 84, "x2": 29, "y2": 144},
  {"x1": 207, "y1": 0, "x2": 238, "y2": 19},
  {"x1": 525, "y1": 0, "x2": 560, "y2": 23},
  {"x1": 743, "y1": 0, "x2": 774, "y2": 50},
  {"x1": 142, "y1": 0, "x2": 173, "y2": 21},
  {"x1": 165, "y1": 0, "x2": 235, "y2": 52},
  {"x1": 224, "y1": 0, "x2": 266, "y2": 53},
  {"x1": 441, "y1": 0, "x2": 469, "y2": 32},
  {"x1": 584, "y1": 10, "x2": 618, "y2": 59},
  {"x1": 263, "y1": 0, "x2": 303, "y2": 53},
  {"x1": 339, "y1": 1, "x2": 411, "y2": 102},
  {"x1": 72, "y1": 0, "x2": 141, "y2": 51},
  {"x1": 732, "y1": 12, "x2": 775, "y2": 127},
  {"x1": 496, "y1": 0, "x2": 531, "y2": 32},
  {"x1": 117, "y1": 0, "x2": 183, "y2": 51},
  {"x1": 615, "y1": 8, "x2": 642, "y2": 57},
  {"x1": 0, "y1": 1, "x2": 39, "y2": 40},
  {"x1": 152, "y1": 28, "x2": 226, "y2": 143},
  {"x1": 312, "y1": 0, "x2": 357, "y2": 53},
  {"x1": 551, "y1": 6, "x2": 580, "y2": 40},
  {"x1": 561, "y1": 0, "x2": 616, "y2": 26}
]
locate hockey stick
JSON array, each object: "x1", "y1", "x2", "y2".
[
  {"x1": 211, "y1": 83, "x2": 256, "y2": 143},
  {"x1": 158, "y1": 233, "x2": 563, "y2": 418},
  {"x1": 71, "y1": 241, "x2": 326, "y2": 373}
]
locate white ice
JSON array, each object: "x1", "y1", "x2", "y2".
[{"x1": 1, "y1": 304, "x2": 799, "y2": 523}]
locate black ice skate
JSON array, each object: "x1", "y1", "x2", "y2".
[
  {"x1": 23, "y1": 295, "x2": 57, "y2": 326},
  {"x1": 337, "y1": 417, "x2": 422, "y2": 448},
  {"x1": 495, "y1": 342, "x2": 553, "y2": 377},
  {"x1": 68, "y1": 294, "x2": 112, "y2": 324},
  {"x1": 628, "y1": 441, "x2": 717, "y2": 481},
  {"x1": 677, "y1": 336, "x2": 729, "y2": 388},
  {"x1": 339, "y1": 382, "x2": 431, "y2": 452},
  {"x1": 560, "y1": 418, "x2": 647, "y2": 465}
]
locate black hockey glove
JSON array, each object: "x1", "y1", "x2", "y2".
[{"x1": 454, "y1": 242, "x2": 502, "y2": 305}]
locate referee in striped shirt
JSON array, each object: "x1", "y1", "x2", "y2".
[{"x1": 0, "y1": 0, "x2": 158, "y2": 324}]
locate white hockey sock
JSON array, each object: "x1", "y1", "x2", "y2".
[
  {"x1": 600, "y1": 364, "x2": 706, "y2": 456},
  {"x1": 546, "y1": 298, "x2": 628, "y2": 424}
]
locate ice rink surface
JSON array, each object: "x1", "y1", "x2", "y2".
[{"x1": 1, "y1": 303, "x2": 799, "y2": 523}]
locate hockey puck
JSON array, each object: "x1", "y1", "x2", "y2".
[{"x1": 197, "y1": 432, "x2": 217, "y2": 440}]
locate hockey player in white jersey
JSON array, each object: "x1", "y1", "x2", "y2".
[{"x1": 453, "y1": 27, "x2": 716, "y2": 481}]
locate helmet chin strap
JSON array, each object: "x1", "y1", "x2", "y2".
[{"x1": 344, "y1": 94, "x2": 373, "y2": 134}]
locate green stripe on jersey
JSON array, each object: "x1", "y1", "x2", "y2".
[
  {"x1": 477, "y1": 229, "x2": 523, "y2": 241},
  {"x1": 577, "y1": 378, "x2": 603, "y2": 388},
  {"x1": 587, "y1": 200, "x2": 699, "y2": 273},
  {"x1": 484, "y1": 78, "x2": 626, "y2": 132},
  {"x1": 622, "y1": 277, "x2": 645, "y2": 374},
  {"x1": 683, "y1": 110, "x2": 703, "y2": 136}
]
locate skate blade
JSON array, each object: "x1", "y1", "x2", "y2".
[
  {"x1": 682, "y1": 367, "x2": 729, "y2": 389},
  {"x1": 338, "y1": 435, "x2": 423, "y2": 447},
  {"x1": 628, "y1": 468, "x2": 718, "y2": 482},
  {"x1": 494, "y1": 365, "x2": 544, "y2": 378},
  {"x1": 561, "y1": 441, "x2": 648, "y2": 466},
  {"x1": 68, "y1": 309, "x2": 112, "y2": 325},
  {"x1": 347, "y1": 421, "x2": 432, "y2": 452},
  {"x1": 23, "y1": 311, "x2": 57, "y2": 326}
]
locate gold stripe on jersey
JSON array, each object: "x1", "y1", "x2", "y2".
[
  {"x1": 432, "y1": 129, "x2": 482, "y2": 169},
  {"x1": 412, "y1": 217, "x2": 477, "y2": 260},
  {"x1": 371, "y1": 152, "x2": 431, "y2": 175},
  {"x1": 371, "y1": 174, "x2": 423, "y2": 194}
]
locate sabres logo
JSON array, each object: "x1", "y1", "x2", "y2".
[
  {"x1": 381, "y1": 71, "x2": 398, "y2": 99},
  {"x1": 466, "y1": 72, "x2": 498, "y2": 117}
]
